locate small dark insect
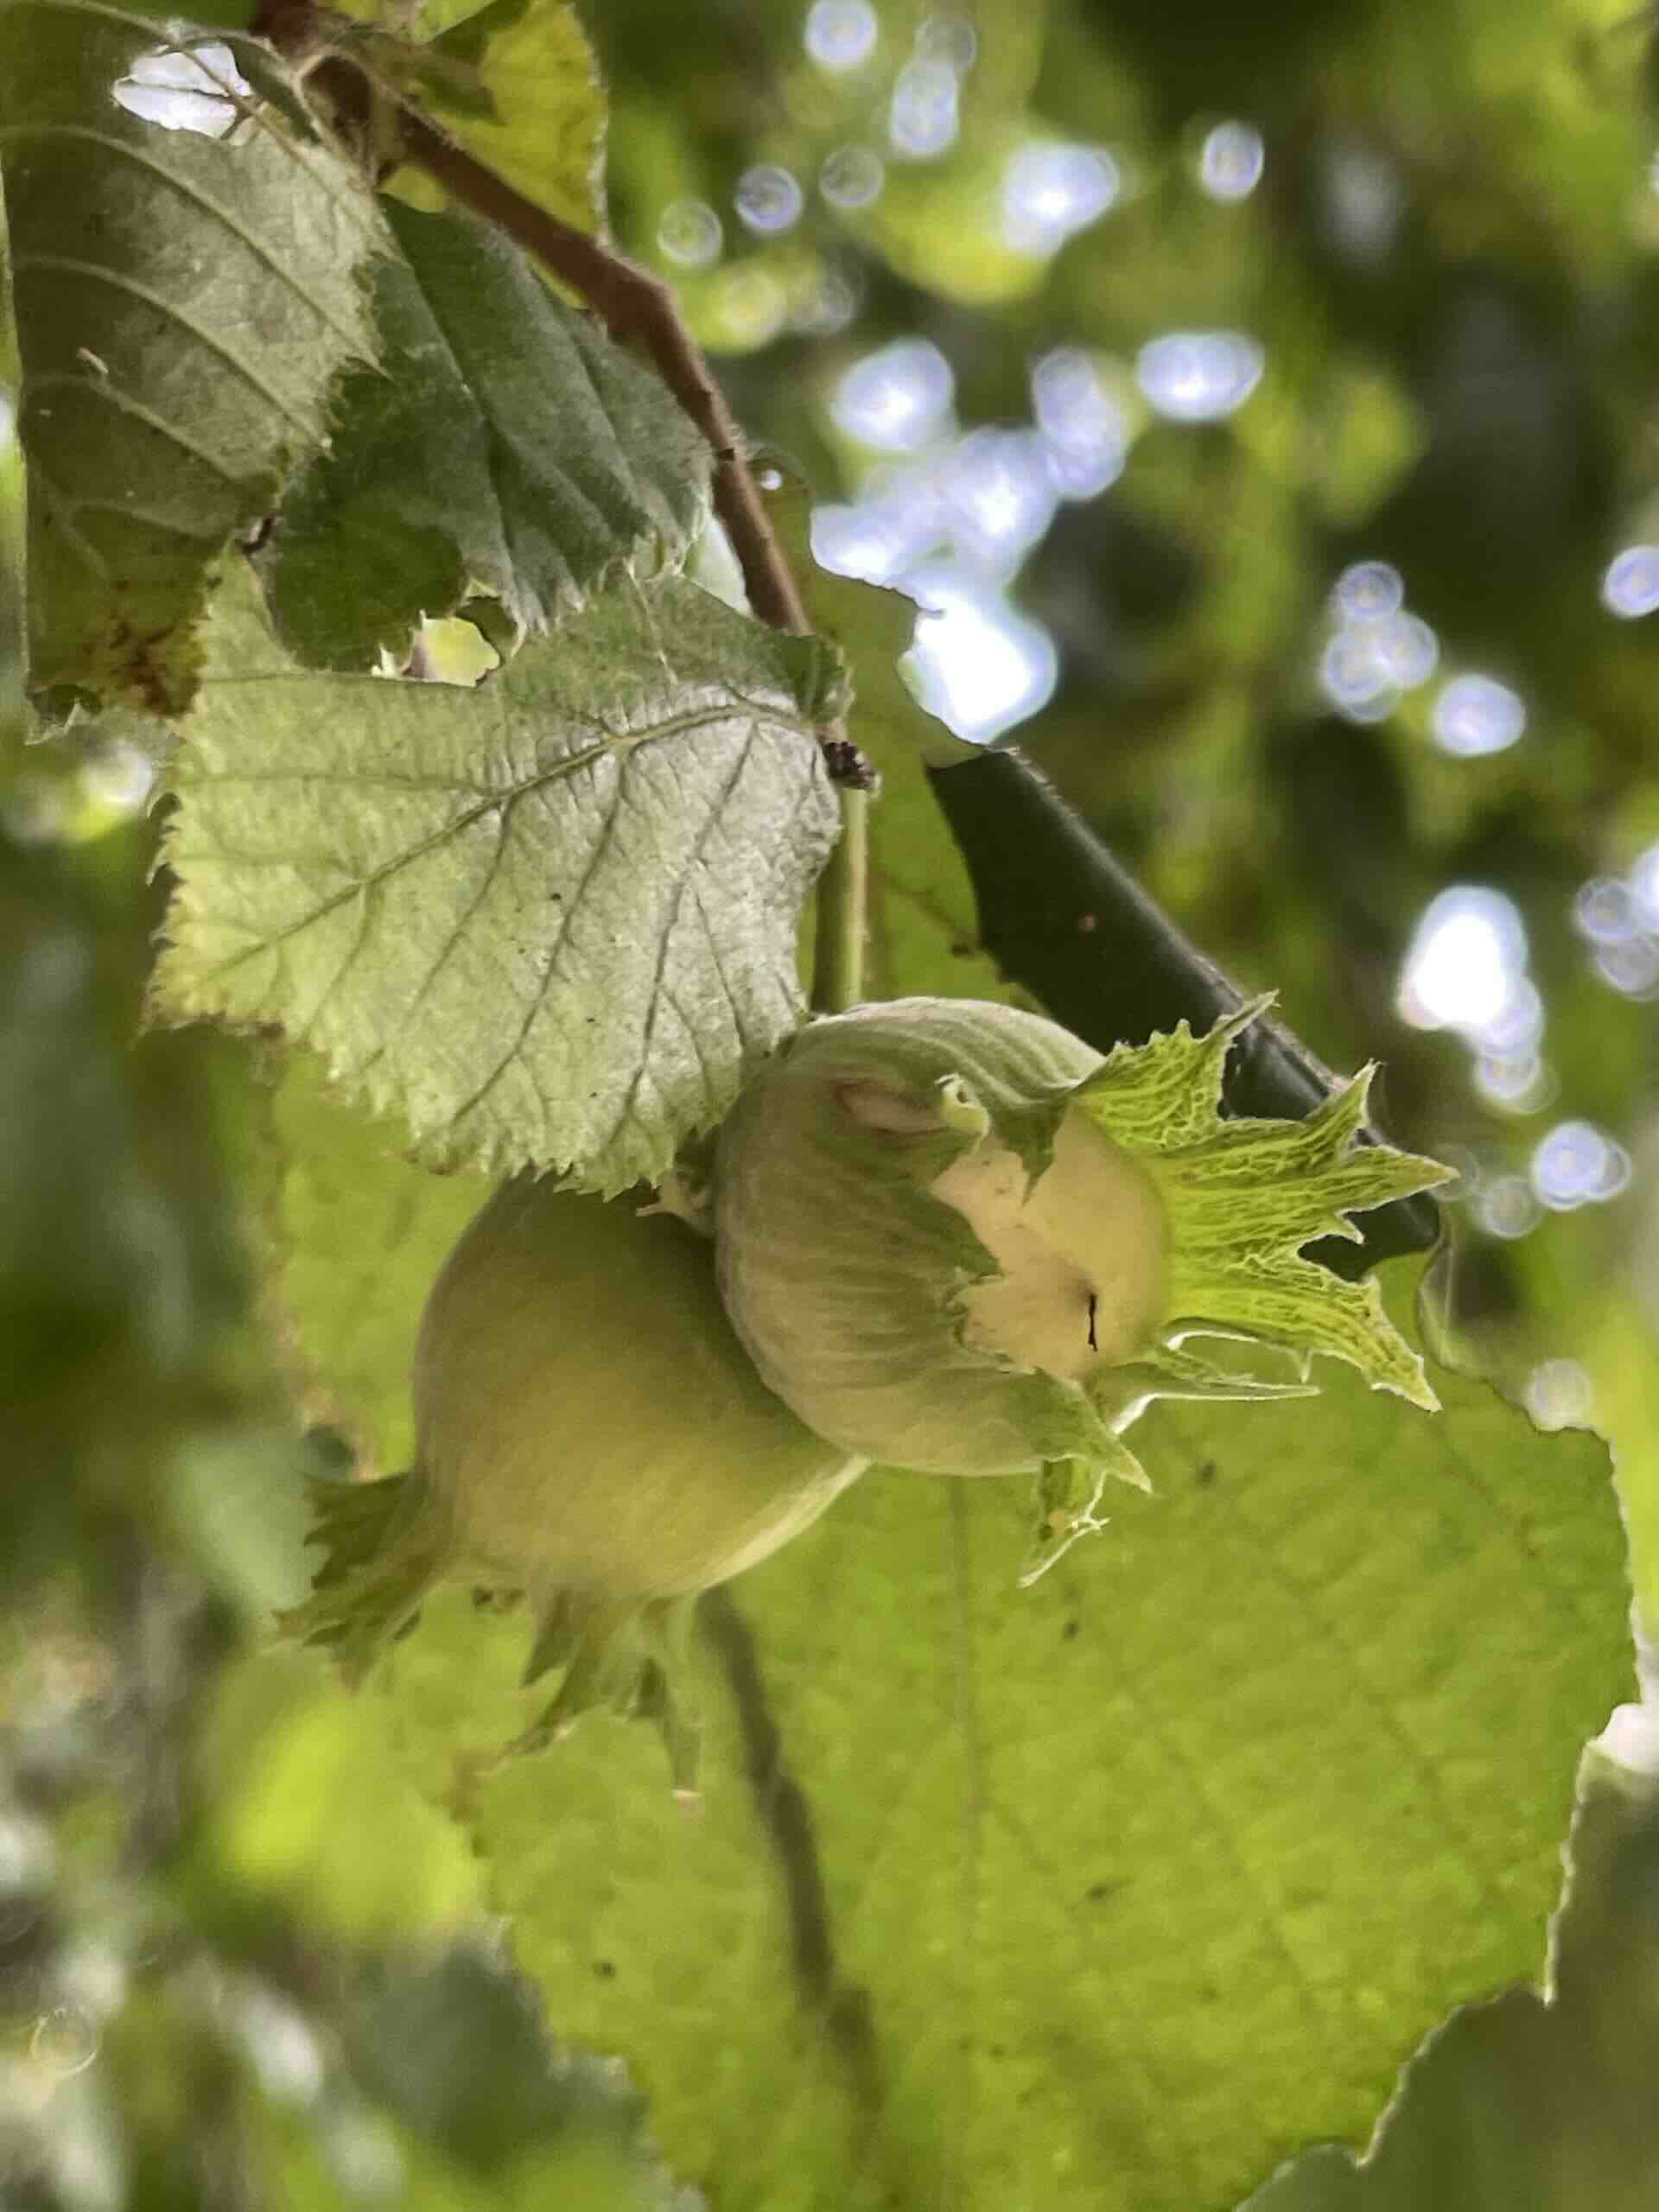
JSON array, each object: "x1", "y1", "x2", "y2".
[
  {"x1": 1086, "y1": 1292, "x2": 1099, "y2": 1352},
  {"x1": 823, "y1": 736, "x2": 879, "y2": 791}
]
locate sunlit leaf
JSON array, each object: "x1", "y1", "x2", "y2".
[
  {"x1": 1240, "y1": 1745, "x2": 1659, "y2": 2210},
  {"x1": 408, "y1": 0, "x2": 606, "y2": 238}
]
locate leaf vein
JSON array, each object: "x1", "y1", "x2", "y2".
[
  {"x1": 443, "y1": 760, "x2": 632, "y2": 1149},
  {"x1": 12, "y1": 251, "x2": 317, "y2": 436},
  {"x1": 24, "y1": 367, "x2": 249, "y2": 489},
  {"x1": 597, "y1": 721, "x2": 760, "y2": 1163},
  {"x1": 0, "y1": 121, "x2": 372, "y2": 354}
]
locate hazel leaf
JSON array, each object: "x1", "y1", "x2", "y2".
[
  {"x1": 153, "y1": 562, "x2": 842, "y2": 1191},
  {"x1": 259, "y1": 200, "x2": 712, "y2": 671},
  {"x1": 0, "y1": 0, "x2": 385, "y2": 711},
  {"x1": 419, "y1": 0, "x2": 607, "y2": 238}
]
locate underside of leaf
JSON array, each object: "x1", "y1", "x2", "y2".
[
  {"x1": 259, "y1": 200, "x2": 712, "y2": 670},
  {"x1": 153, "y1": 561, "x2": 843, "y2": 1192}
]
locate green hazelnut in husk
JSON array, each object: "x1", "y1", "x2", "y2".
[
  {"x1": 715, "y1": 995, "x2": 1449, "y2": 1574},
  {"x1": 285, "y1": 1176, "x2": 863, "y2": 1787}
]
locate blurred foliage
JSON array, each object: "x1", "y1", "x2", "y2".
[{"x1": 6, "y1": 0, "x2": 1659, "y2": 2207}]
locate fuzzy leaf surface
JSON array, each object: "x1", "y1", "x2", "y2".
[
  {"x1": 259, "y1": 201, "x2": 710, "y2": 669},
  {"x1": 154, "y1": 563, "x2": 842, "y2": 1189},
  {"x1": 0, "y1": 1, "x2": 382, "y2": 709}
]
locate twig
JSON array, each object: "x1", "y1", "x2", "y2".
[{"x1": 810, "y1": 785, "x2": 868, "y2": 1014}]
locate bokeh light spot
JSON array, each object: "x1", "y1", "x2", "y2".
[
  {"x1": 791, "y1": 265, "x2": 861, "y2": 335},
  {"x1": 1001, "y1": 142, "x2": 1120, "y2": 255},
  {"x1": 889, "y1": 58, "x2": 959, "y2": 159},
  {"x1": 1596, "y1": 937, "x2": 1659, "y2": 998},
  {"x1": 820, "y1": 144, "x2": 885, "y2": 209},
  {"x1": 1198, "y1": 121, "x2": 1264, "y2": 201},
  {"x1": 1397, "y1": 887, "x2": 1529, "y2": 1036},
  {"x1": 1431, "y1": 672, "x2": 1526, "y2": 758},
  {"x1": 1319, "y1": 630, "x2": 1398, "y2": 721},
  {"x1": 1573, "y1": 877, "x2": 1637, "y2": 947},
  {"x1": 811, "y1": 493, "x2": 944, "y2": 586},
  {"x1": 1136, "y1": 332, "x2": 1263, "y2": 421},
  {"x1": 112, "y1": 41, "x2": 249, "y2": 137},
  {"x1": 1630, "y1": 842, "x2": 1659, "y2": 930},
  {"x1": 1473, "y1": 1052, "x2": 1550, "y2": 1113},
  {"x1": 1333, "y1": 561, "x2": 1403, "y2": 620},
  {"x1": 30, "y1": 2004, "x2": 99, "y2": 2079},
  {"x1": 1375, "y1": 613, "x2": 1439, "y2": 689},
  {"x1": 1031, "y1": 347, "x2": 1129, "y2": 497},
  {"x1": 1530, "y1": 1120, "x2": 1631, "y2": 1211},
  {"x1": 1325, "y1": 143, "x2": 1401, "y2": 257},
  {"x1": 734, "y1": 164, "x2": 803, "y2": 235},
  {"x1": 804, "y1": 0, "x2": 877, "y2": 71},
  {"x1": 941, "y1": 428, "x2": 1059, "y2": 567},
  {"x1": 905, "y1": 560, "x2": 1058, "y2": 743},
  {"x1": 831, "y1": 338, "x2": 954, "y2": 452},
  {"x1": 81, "y1": 741, "x2": 157, "y2": 816},
  {"x1": 1601, "y1": 544, "x2": 1659, "y2": 619},
  {"x1": 1476, "y1": 1174, "x2": 1541, "y2": 1240},
  {"x1": 656, "y1": 198, "x2": 722, "y2": 267},
  {"x1": 1526, "y1": 1358, "x2": 1596, "y2": 1431},
  {"x1": 916, "y1": 12, "x2": 978, "y2": 73}
]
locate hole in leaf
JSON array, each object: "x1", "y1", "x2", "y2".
[{"x1": 111, "y1": 44, "x2": 251, "y2": 139}]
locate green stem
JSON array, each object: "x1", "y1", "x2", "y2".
[{"x1": 811, "y1": 786, "x2": 869, "y2": 1014}]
